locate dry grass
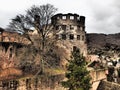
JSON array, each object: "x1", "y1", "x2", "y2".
[
  {"x1": 0, "y1": 50, "x2": 22, "y2": 80},
  {"x1": 45, "y1": 68, "x2": 65, "y2": 75},
  {"x1": 0, "y1": 68, "x2": 22, "y2": 80}
]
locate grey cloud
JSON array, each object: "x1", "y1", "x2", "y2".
[
  {"x1": 113, "y1": 0, "x2": 120, "y2": 10},
  {"x1": 86, "y1": 0, "x2": 120, "y2": 34},
  {"x1": 0, "y1": 0, "x2": 120, "y2": 34}
]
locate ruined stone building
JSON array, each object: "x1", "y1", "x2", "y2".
[
  {"x1": 0, "y1": 27, "x2": 31, "y2": 61},
  {"x1": 26, "y1": 13, "x2": 87, "y2": 56},
  {"x1": 51, "y1": 13, "x2": 87, "y2": 56},
  {"x1": 0, "y1": 28, "x2": 31, "y2": 44},
  {"x1": 0, "y1": 13, "x2": 110, "y2": 90}
]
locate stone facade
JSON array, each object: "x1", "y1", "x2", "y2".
[
  {"x1": 97, "y1": 80, "x2": 120, "y2": 90},
  {"x1": 0, "y1": 13, "x2": 110, "y2": 90},
  {"x1": 51, "y1": 13, "x2": 87, "y2": 56},
  {"x1": 90, "y1": 69, "x2": 108, "y2": 90},
  {"x1": 0, "y1": 30, "x2": 31, "y2": 45},
  {"x1": 0, "y1": 75, "x2": 66, "y2": 90}
]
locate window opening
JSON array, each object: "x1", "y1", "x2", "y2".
[
  {"x1": 70, "y1": 25, "x2": 74, "y2": 30},
  {"x1": 69, "y1": 34, "x2": 74, "y2": 40},
  {"x1": 77, "y1": 35, "x2": 80, "y2": 40},
  {"x1": 62, "y1": 16, "x2": 66, "y2": 19},
  {"x1": 82, "y1": 35, "x2": 84, "y2": 41},
  {"x1": 62, "y1": 34, "x2": 66, "y2": 40},
  {"x1": 70, "y1": 16, "x2": 74, "y2": 20},
  {"x1": 62, "y1": 25, "x2": 66, "y2": 30}
]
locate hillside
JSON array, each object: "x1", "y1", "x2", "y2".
[{"x1": 87, "y1": 33, "x2": 120, "y2": 55}]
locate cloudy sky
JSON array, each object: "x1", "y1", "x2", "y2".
[{"x1": 0, "y1": 0, "x2": 120, "y2": 34}]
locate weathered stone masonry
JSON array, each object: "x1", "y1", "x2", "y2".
[{"x1": 51, "y1": 13, "x2": 87, "y2": 56}]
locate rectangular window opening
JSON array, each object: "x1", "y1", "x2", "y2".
[
  {"x1": 70, "y1": 16, "x2": 74, "y2": 20},
  {"x1": 57, "y1": 16, "x2": 60, "y2": 19},
  {"x1": 62, "y1": 34, "x2": 66, "y2": 40},
  {"x1": 62, "y1": 16, "x2": 66, "y2": 20},
  {"x1": 56, "y1": 26, "x2": 59, "y2": 30},
  {"x1": 77, "y1": 35, "x2": 80, "y2": 40},
  {"x1": 82, "y1": 35, "x2": 84, "y2": 41},
  {"x1": 56, "y1": 35, "x2": 59, "y2": 39},
  {"x1": 62, "y1": 25, "x2": 66, "y2": 30},
  {"x1": 77, "y1": 17, "x2": 79, "y2": 20},
  {"x1": 69, "y1": 34, "x2": 74, "y2": 40},
  {"x1": 70, "y1": 25, "x2": 74, "y2": 30}
]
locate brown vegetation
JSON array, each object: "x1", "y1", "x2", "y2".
[
  {"x1": 87, "y1": 33, "x2": 120, "y2": 55},
  {"x1": 0, "y1": 68, "x2": 22, "y2": 80},
  {"x1": 0, "y1": 48, "x2": 22, "y2": 80}
]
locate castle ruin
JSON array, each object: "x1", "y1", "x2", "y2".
[
  {"x1": 51, "y1": 13, "x2": 87, "y2": 56},
  {"x1": 0, "y1": 13, "x2": 111, "y2": 90}
]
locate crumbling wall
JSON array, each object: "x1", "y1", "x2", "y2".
[
  {"x1": 0, "y1": 74, "x2": 66, "y2": 90},
  {"x1": 97, "y1": 80, "x2": 120, "y2": 90},
  {"x1": 51, "y1": 13, "x2": 87, "y2": 56},
  {"x1": 90, "y1": 69, "x2": 107, "y2": 82},
  {"x1": 0, "y1": 31, "x2": 31, "y2": 45},
  {"x1": 90, "y1": 69, "x2": 107, "y2": 90}
]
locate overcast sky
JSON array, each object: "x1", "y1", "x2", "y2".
[{"x1": 0, "y1": 0, "x2": 120, "y2": 34}]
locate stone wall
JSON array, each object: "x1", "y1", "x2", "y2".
[
  {"x1": 0, "y1": 31, "x2": 31, "y2": 45},
  {"x1": 97, "y1": 80, "x2": 120, "y2": 90},
  {"x1": 90, "y1": 69, "x2": 107, "y2": 82},
  {"x1": 51, "y1": 13, "x2": 87, "y2": 56},
  {"x1": 90, "y1": 69, "x2": 107, "y2": 90},
  {"x1": 0, "y1": 74, "x2": 66, "y2": 90}
]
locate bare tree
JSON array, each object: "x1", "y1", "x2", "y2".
[
  {"x1": 28, "y1": 4, "x2": 57, "y2": 50},
  {"x1": 26, "y1": 4, "x2": 58, "y2": 75},
  {"x1": 8, "y1": 4, "x2": 58, "y2": 75},
  {"x1": 8, "y1": 4, "x2": 57, "y2": 46}
]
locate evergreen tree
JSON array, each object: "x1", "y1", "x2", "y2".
[{"x1": 62, "y1": 49, "x2": 91, "y2": 90}]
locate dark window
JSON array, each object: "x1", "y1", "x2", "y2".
[
  {"x1": 73, "y1": 46, "x2": 79, "y2": 52},
  {"x1": 70, "y1": 25, "x2": 74, "y2": 30},
  {"x1": 82, "y1": 35, "x2": 84, "y2": 41},
  {"x1": 26, "y1": 78, "x2": 31, "y2": 89},
  {"x1": 56, "y1": 26, "x2": 59, "y2": 30},
  {"x1": 10, "y1": 48, "x2": 13, "y2": 58},
  {"x1": 62, "y1": 34, "x2": 66, "y2": 40},
  {"x1": 62, "y1": 25, "x2": 66, "y2": 30},
  {"x1": 56, "y1": 35, "x2": 59, "y2": 39},
  {"x1": 77, "y1": 35, "x2": 80, "y2": 40},
  {"x1": 69, "y1": 34, "x2": 74, "y2": 40}
]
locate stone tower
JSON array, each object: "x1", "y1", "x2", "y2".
[{"x1": 51, "y1": 13, "x2": 87, "y2": 56}]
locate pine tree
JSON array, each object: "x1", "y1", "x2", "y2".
[{"x1": 62, "y1": 49, "x2": 91, "y2": 90}]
